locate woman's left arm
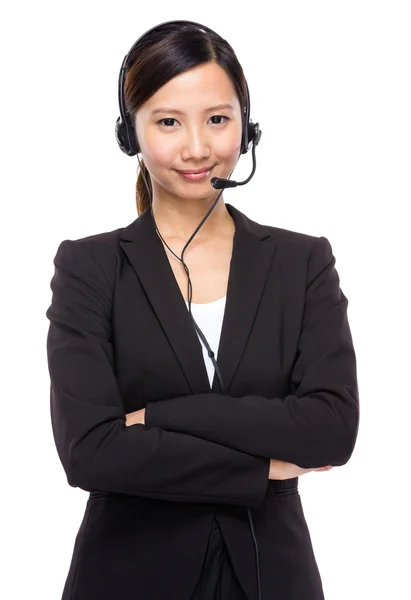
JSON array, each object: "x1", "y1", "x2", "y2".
[{"x1": 144, "y1": 236, "x2": 360, "y2": 469}]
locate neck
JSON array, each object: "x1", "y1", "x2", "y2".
[{"x1": 150, "y1": 195, "x2": 234, "y2": 242}]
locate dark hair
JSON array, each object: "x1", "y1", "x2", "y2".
[{"x1": 123, "y1": 22, "x2": 248, "y2": 216}]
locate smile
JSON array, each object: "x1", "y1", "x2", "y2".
[{"x1": 177, "y1": 168, "x2": 213, "y2": 181}]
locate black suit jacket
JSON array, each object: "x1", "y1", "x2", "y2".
[{"x1": 46, "y1": 202, "x2": 359, "y2": 600}]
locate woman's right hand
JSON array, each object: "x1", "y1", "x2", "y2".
[
  {"x1": 269, "y1": 458, "x2": 334, "y2": 480},
  {"x1": 125, "y1": 408, "x2": 146, "y2": 427}
]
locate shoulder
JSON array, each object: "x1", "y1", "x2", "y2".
[
  {"x1": 264, "y1": 223, "x2": 322, "y2": 245},
  {"x1": 50, "y1": 225, "x2": 129, "y2": 297},
  {"x1": 58, "y1": 226, "x2": 124, "y2": 259},
  {"x1": 239, "y1": 210, "x2": 335, "y2": 285},
  {"x1": 265, "y1": 223, "x2": 332, "y2": 259},
  {"x1": 61, "y1": 221, "x2": 125, "y2": 247},
  {"x1": 243, "y1": 209, "x2": 332, "y2": 260},
  {"x1": 232, "y1": 204, "x2": 328, "y2": 251}
]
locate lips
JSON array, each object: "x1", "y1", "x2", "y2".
[
  {"x1": 178, "y1": 166, "x2": 214, "y2": 174},
  {"x1": 178, "y1": 169, "x2": 212, "y2": 181},
  {"x1": 176, "y1": 165, "x2": 215, "y2": 182}
]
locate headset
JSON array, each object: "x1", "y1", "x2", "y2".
[
  {"x1": 115, "y1": 20, "x2": 261, "y2": 159},
  {"x1": 114, "y1": 22, "x2": 263, "y2": 599}
]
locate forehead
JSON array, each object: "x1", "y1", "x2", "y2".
[{"x1": 141, "y1": 62, "x2": 240, "y2": 114}]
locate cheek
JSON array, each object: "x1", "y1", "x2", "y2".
[
  {"x1": 214, "y1": 124, "x2": 243, "y2": 159},
  {"x1": 136, "y1": 123, "x2": 174, "y2": 164},
  {"x1": 216, "y1": 138, "x2": 242, "y2": 161},
  {"x1": 142, "y1": 133, "x2": 176, "y2": 168}
]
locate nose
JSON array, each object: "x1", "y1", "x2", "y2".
[{"x1": 181, "y1": 125, "x2": 211, "y2": 160}]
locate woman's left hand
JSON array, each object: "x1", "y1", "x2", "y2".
[{"x1": 125, "y1": 408, "x2": 146, "y2": 427}]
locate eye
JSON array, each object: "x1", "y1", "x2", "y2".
[
  {"x1": 156, "y1": 115, "x2": 230, "y2": 127},
  {"x1": 209, "y1": 115, "x2": 229, "y2": 125},
  {"x1": 157, "y1": 118, "x2": 178, "y2": 127}
]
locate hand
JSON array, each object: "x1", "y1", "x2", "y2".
[
  {"x1": 269, "y1": 458, "x2": 334, "y2": 480},
  {"x1": 125, "y1": 408, "x2": 146, "y2": 427}
]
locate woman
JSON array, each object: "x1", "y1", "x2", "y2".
[{"x1": 46, "y1": 20, "x2": 359, "y2": 600}]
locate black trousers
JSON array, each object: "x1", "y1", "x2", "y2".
[{"x1": 190, "y1": 513, "x2": 248, "y2": 600}]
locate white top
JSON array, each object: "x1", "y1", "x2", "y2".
[{"x1": 184, "y1": 296, "x2": 227, "y2": 388}]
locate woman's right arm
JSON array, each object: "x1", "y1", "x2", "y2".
[{"x1": 46, "y1": 239, "x2": 270, "y2": 509}]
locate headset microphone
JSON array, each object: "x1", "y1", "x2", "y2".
[{"x1": 210, "y1": 129, "x2": 261, "y2": 189}]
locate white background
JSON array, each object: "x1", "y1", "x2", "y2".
[{"x1": 1, "y1": 1, "x2": 410, "y2": 598}]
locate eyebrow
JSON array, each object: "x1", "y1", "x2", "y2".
[{"x1": 150, "y1": 103, "x2": 235, "y2": 116}]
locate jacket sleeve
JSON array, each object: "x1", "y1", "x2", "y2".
[
  {"x1": 145, "y1": 236, "x2": 360, "y2": 469},
  {"x1": 46, "y1": 239, "x2": 270, "y2": 509}
]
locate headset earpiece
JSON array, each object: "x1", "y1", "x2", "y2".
[
  {"x1": 115, "y1": 114, "x2": 138, "y2": 156},
  {"x1": 241, "y1": 120, "x2": 262, "y2": 155}
]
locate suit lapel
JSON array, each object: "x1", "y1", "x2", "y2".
[{"x1": 119, "y1": 202, "x2": 276, "y2": 395}]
